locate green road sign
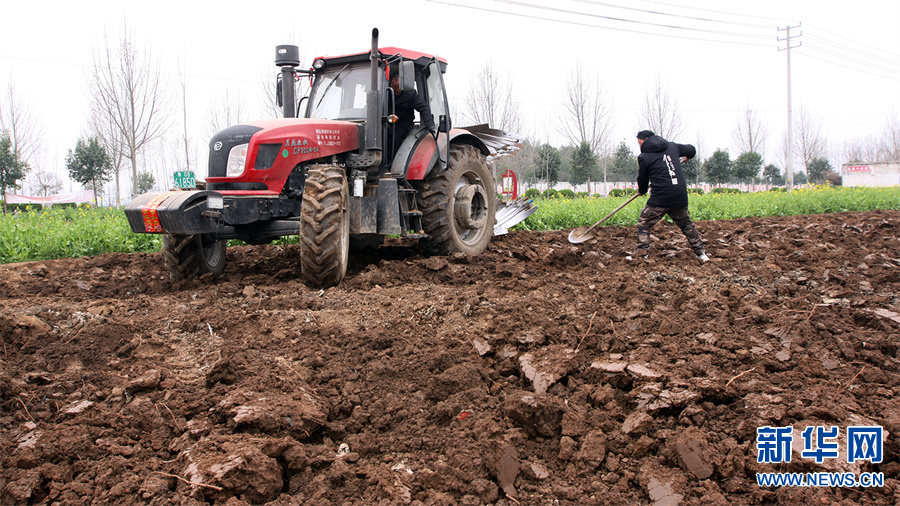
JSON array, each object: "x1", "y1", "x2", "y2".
[{"x1": 173, "y1": 171, "x2": 196, "y2": 189}]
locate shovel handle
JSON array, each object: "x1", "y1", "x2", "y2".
[{"x1": 582, "y1": 193, "x2": 641, "y2": 235}]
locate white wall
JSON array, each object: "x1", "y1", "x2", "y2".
[{"x1": 842, "y1": 162, "x2": 900, "y2": 187}]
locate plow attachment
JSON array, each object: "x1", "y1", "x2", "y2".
[
  {"x1": 460, "y1": 124, "x2": 534, "y2": 235},
  {"x1": 463, "y1": 124, "x2": 524, "y2": 163},
  {"x1": 494, "y1": 197, "x2": 536, "y2": 235}
]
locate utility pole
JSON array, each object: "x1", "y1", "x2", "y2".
[{"x1": 778, "y1": 24, "x2": 802, "y2": 191}]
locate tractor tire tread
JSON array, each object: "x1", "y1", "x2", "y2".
[{"x1": 299, "y1": 165, "x2": 349, "y2": 288}]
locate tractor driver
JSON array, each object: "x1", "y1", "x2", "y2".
[{"x1": 388, "y1": 64, "x2": 435, "y2": 160}]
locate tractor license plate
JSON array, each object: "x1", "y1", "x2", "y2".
[{"x1": 173, "y1": 171, "x2": 195, "y2": 188}]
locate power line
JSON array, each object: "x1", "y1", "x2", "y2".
[
  {"x1": 639, "y1": 0, "x2": 795, "y2": 25},
  {"x1": 0, "y1": 53, "x2": 263, "y2": 86},
  {"x1": 573, "y1": 0, "x2": 776, "y2": 29},
  {"x1": 804, "y1": 32, "x2": 898, "y2": 68},
  {"x1": 427, "y1": 0, "x2": 774, "y2": 47},
  {"x1": 494, "y1": 0, "x2": 773, "y2": 40},
  {"x1": 805, "y1": 23, "x2": 900, "y2": 61},
  {"x1": 802, "y1": 42, "x2": 900, "y2": 77},
  {"x1": 799, "y1": 51, "x2": 900, "y2": 82}
]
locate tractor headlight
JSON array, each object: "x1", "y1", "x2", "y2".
[
  {"x1": 226, "y1": 143, "x2": 249, "y2": 176},
  {"x1": 312, "y1": 59, "x2": 326, "y2": 70}
]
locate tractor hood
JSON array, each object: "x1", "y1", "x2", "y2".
[{"x1": 206, "y1": 118, "x2": 360, "y2": 194}]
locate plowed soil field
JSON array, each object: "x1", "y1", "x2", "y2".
[{"x1": 2, "y1": 210, "x2": 899, "y2": 505}]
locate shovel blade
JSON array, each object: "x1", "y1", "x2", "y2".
[{"x1": 568, "y1": 227, "x2": 595, "y2": 244}]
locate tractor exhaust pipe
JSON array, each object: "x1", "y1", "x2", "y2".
[
  {"x1": 365, "y1": 28, "x2": 381, "y2": 150},
  {"x1": 275, "y1": 45, "x2": 300, "y2": 118}
]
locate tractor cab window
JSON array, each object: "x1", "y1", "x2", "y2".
[{"x1": 308, "y1": 65, "x2": 370, "y2": 121}]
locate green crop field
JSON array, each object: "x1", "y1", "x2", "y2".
[
  {"x1": 516, "y1": 185, "x2": 900, "y2": 231},
  {"x1": 1, "y1": 186, "x2": 898, "y2": 264},
  {"x1": 0, "y1": 206, "x2": 160, "y2": 264}
]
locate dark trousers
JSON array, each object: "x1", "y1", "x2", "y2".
[{"x1": 636, "y1": 205, "x2": 705, "y2": 254}]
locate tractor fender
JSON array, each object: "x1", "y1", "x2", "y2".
[
  {"x1": 390, "y1": 125, "x2": 435, "y2": 179},
  {"x1": 398, "y1": 128, "x2": 489, "y2": 181}
]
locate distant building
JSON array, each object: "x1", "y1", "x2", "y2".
[{"x1": 841, "y1": 162, "x2": 900, "y2": 187}]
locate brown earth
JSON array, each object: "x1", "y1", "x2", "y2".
[{"x1": 2, "y1": 210, "x2": 899, "y2": 505}]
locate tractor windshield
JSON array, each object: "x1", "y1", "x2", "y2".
[{"x1": 307, "y1": 65, "x2": 371, "y2": 121}]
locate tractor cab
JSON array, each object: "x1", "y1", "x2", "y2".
[{"x1": 303, "y1": 47, "x2": 451, "y2": 177}]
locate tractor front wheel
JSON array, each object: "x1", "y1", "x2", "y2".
[
  {"x1": 299, "y1": 165, "x2": 350, "y2": 288},
  {"x1": 414, "y1": 144, "x2": 496, "y2": 255},
  {"x1": 162, "y1": 233, "x2": 227, "y2": 281}
]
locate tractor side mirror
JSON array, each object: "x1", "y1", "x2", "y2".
[
  {"x1": 276, "y1": 74, "x2": 283, "y2": 108},
  {"x1": 399, "y1": 61, "x2": 415, "y2": 92}
]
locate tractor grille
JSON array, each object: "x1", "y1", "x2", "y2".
[
  {"x1": 254, "y1": 143, "x2": 281, "y2": 170},
  {"x1": 207, "y1": 124, "x2": 263, "y2": 178}
]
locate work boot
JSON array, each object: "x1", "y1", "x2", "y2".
[{"x1": 696, "y1": 252, "x2": 710, "y2": 263}]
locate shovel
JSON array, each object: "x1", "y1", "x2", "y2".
[{"x1": 567, "y1": 193, "x2": 641, "y2": 244}]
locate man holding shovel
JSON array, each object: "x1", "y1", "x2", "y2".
[{"x1": 634, "y1": 130, "x2": 709, "y2": 263}]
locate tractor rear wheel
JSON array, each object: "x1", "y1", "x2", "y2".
[
  {"x1": 414, "y1": 144, "x2": 496, "y2": 255},
  {"x1": 299, "y1": 165, "x2": 350, "y2": 288},
  {"x1": 162, "y1": 233, "x2": 227, "y2": 281}
]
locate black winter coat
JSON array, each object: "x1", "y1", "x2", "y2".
[
  {"x1": 392, "y1": 90, "x2": 435, "y2": 132},
  {"x1": 637, "y1": 135, "x2": 696, "y2": 208}
]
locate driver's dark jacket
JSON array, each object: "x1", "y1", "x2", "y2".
[{"x1": 392, "y1": 90, "x2": 435, "y2": 133}]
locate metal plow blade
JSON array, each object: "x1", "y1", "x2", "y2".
[
  {"x1": 494, "y1": 197, "x2": 536, "y2": 235},
  {"x1": 462, "y1": 124, "x2": 524, "y2": 162}
]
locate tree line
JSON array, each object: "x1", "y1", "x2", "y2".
[
  {"x1": 2, "y1": 34, "x2": 900, "y2": 209},
  {"x1": 464, "y1": 63, "x2": 899, "y2": 192}
]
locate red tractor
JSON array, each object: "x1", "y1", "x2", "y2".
[{"x1": 125, "y1": 28, "x2": 527, "y2": 287}]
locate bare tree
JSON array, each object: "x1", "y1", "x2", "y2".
[
  {"x1": 880, "y1": 112, "x2": 900, "y2": 161},
  {"x1": 559, "y1": 64, "x2": 613, "y2": 154},
  {"x1": 839, "y1": 114, "x2": 900, "y2": 163},
  {"x1": 206, "y1": 88, "x2": 248, "y2": 141},
  {"x1": 795, "y1": 105, "x2": 828, "y2": 169},
  {"x1": 462, "y1": 61, "x2": 522, "y2": 133},
  {"x1": 27, "y1": 168, "x2": 62, "y2": 196},
  {"x1": 259, "y1": 30, "x2": 306, "y2": 118},
  {"x1": 1, "y1": 81, "x2": 44, "y2": 174},
  {"x1": 259, "y1": 67, "x2": 311, "y2": 119},
  {"x1": 177, "y1": 64, "x2": 194, "y2": 173},
  {"x1": 90, "y1": 26, "x2": 168, "y2": 198},
  {"x1": 558, "y1": 64, "x2": 613, "y2": 192},
  {"x1": 90, "y1": 107, "x2": 127, "y2": 205},
  {"x1": 841, "y1": 137, "x2": 880, "y2": 164},
  {"x1": 639, "y1": 74, "x2": 684, "y2": 141},
  {"x1": 732, "y1": 105, "x2": 767, "y2": 156},
  {"x1": 687, "y1": 129, "x2": 707, "y2": 185}
]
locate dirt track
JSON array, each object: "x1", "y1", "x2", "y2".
[{"x1": 2, "y1": 210, "x2": 899, "y2": 505}]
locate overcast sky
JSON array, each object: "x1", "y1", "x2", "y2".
[{"x1": 1, "y1": 0, "x2": 898, "y2": 195}]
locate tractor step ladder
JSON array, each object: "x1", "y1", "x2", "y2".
[{"x1": 398, "y1": 187, "x2": 427, "y2": 238}]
